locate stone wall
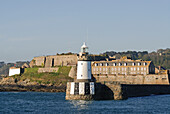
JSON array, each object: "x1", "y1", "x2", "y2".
[
  {"x1": 31, "y1": 55, "x2": 78, "y2": 68},
  {"x1": 68, "y1": 66, "x2": 77, "y2": 78},
  {"x1": 38, "y1": 68, "x2": 59, "y2": 73},
  {"x1": 66, "y1": 82, "x2": 125, "y2": 100},
  {"x1": 93, "y1": 74, "x2": 170, "y2": 85},
  {"x1": 102, "y1": 82, "x2": 170, "y2": 100},
  {"x1": 66, "y1": 82, "x2": 94, "y2": 100},
  {"x1": 32, "y1": 56, "x2": 46, "y2": 67},
  {"x1": 122, "y1": 84, "x2": 170, "y2": 98},
  {"x1": 53, "y1": 55, "x2": 77, "y2": 66}
]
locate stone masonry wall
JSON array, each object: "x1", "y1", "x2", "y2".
[
  {"x1": 38, "y1": 68, "x2": 59, "y2": 73},
  {"x1": 68, "y1": 66, "x2": 77, "y2": 78},
  {"x1": 32, "y1": 55, "x2": 77, "y2": 67},
  {"x1": 93, "y1": 74, "x2": 170, "y2": 85},
  {"x1": 123, "y1": 84, "x2": 170, "y2": 98},
  {"x1": 53, "y1": 55, "x2": 77, "y2": 66},
  {"x1": 33, "y1": 56, "x2": 46, "y2": 67}
]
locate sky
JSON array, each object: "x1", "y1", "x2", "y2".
[{"x1": 0, "y1": 0, "x2": 170, "y2": 62}]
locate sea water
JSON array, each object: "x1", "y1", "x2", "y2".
[{"x1": 0, "y1": 92, "x2": 170, "y2": 114}]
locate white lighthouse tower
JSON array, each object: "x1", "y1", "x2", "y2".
[
  {"x1": 66, "y1": 43, "x2": 95, "y2": 100},
  {"x1": 76, "y1": 42, "x2": 92, "y2": 81}
]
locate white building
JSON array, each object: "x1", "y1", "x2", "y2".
[{"x1": 9, "y1": 67, "x2": 21, "y2": 76}]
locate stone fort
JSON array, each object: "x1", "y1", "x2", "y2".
[
  {"x1": 29, "y1": 51, "x2": 170, "y2": 100},
  {"x1": 29, "y1": 53, "x2": 169, "y2": 85}
]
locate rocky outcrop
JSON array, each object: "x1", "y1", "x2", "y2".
[{"x1": 0, "y1": 77, "x2": 66, "y2": 92}]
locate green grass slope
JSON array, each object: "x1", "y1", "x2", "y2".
[{"x1": 13, "y1": 66, "x2": 73, "y2": 86}]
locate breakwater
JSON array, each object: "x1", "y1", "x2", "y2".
[{"x1": 66, "y1": 81, "x2": 170, "y2": 100}]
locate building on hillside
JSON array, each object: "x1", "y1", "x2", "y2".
[
  {"x1": 9, "y1": 67, "x2": 24, "y2": 76},
  {"x1": 91, "y1": 56, "x2": 155, "y2": 76}
]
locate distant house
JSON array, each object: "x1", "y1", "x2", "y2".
[{"x1": 9, "y1": 67, "x2": 24, "y2": 76}]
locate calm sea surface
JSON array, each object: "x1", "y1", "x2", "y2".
[{"x1": 0, "y1": 92, "x2": 170, "y2": 114}]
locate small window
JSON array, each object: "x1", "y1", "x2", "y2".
[
  {"x1": 119, "y1": 63, "x2": 122, "y2": 66},
  {"x1": 95, "y1": 63, "x2": 98, "y2": 66},
  {"x1": 144, "y1": 62, "x2": 147, "y2": 66},
  {"x1": 106, "y1": 63, "x2": 109, "y2": 66},
  {"x1": 134, "y1": 67, "x2": 136, "y2": 71},
  {"x1": 81, "y1": 63, "x2": 83, "y2": 65},
  {"x1": 113, "y1": 63, "x2": 116, "y2": 66},
  {"x1": 100, "y1": 63, "x2": 103, "y2": 66},
  {"x1": 138, "y1": 63, "x2": 141, "y2": 66},
  {"x1": 96, "y1": 68, "x2": 98, "y2": 71},
  {"x1": 124, "y1": 63, "x2": 127, "y2": 66},
  {"x1": 132, "y1": 63, "x2": 135, "y2": 66}
]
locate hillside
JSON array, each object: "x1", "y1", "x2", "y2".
[
  {"x1": 17, "y1": 66, "x2": 73, "y2": 86},
  {"x1": 0, "y1": 66, "x2": 73, "y2": 92}
]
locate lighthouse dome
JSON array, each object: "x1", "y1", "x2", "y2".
[
  {"x1": 81, "y1": 42, "x2": 88, "y2": 49},
  {"x1": 81, "y1": 42, "x2": 88, "y2": 53}
]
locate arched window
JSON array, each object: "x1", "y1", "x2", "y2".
[
  {"x1": 138, "y1": 63, "x2": 141, "y2": 66},
  {"x1": 144, "y1": 62, "x2": 147, "y2": 66},
  {"x1": 95, "y1": 63, "x2": 98, "y2": 66},
  {"x1": 124, "y1": 63, "x2": 127, "y2": 66},
  {"x1": 132, "y1": 63, "x2": 135, "y2": 66}
]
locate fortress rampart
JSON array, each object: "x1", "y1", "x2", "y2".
[
  {"x1": 30, "y1": 54, "x2": 78, "y2": 68},
  {"x1": 93, "y1": 74, "x2": 170, "y2": 85}
]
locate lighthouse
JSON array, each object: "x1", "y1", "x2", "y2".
[
  {"x1": 76, "y1": 42, "x2": 92, "y2": 82},
  {"x1": 66, "y1": 43, "x2": 95, "y2": 100}
]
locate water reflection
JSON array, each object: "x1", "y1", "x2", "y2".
[{"x1": 69, "y1": 100, "x2": 92, "y2": 110}]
